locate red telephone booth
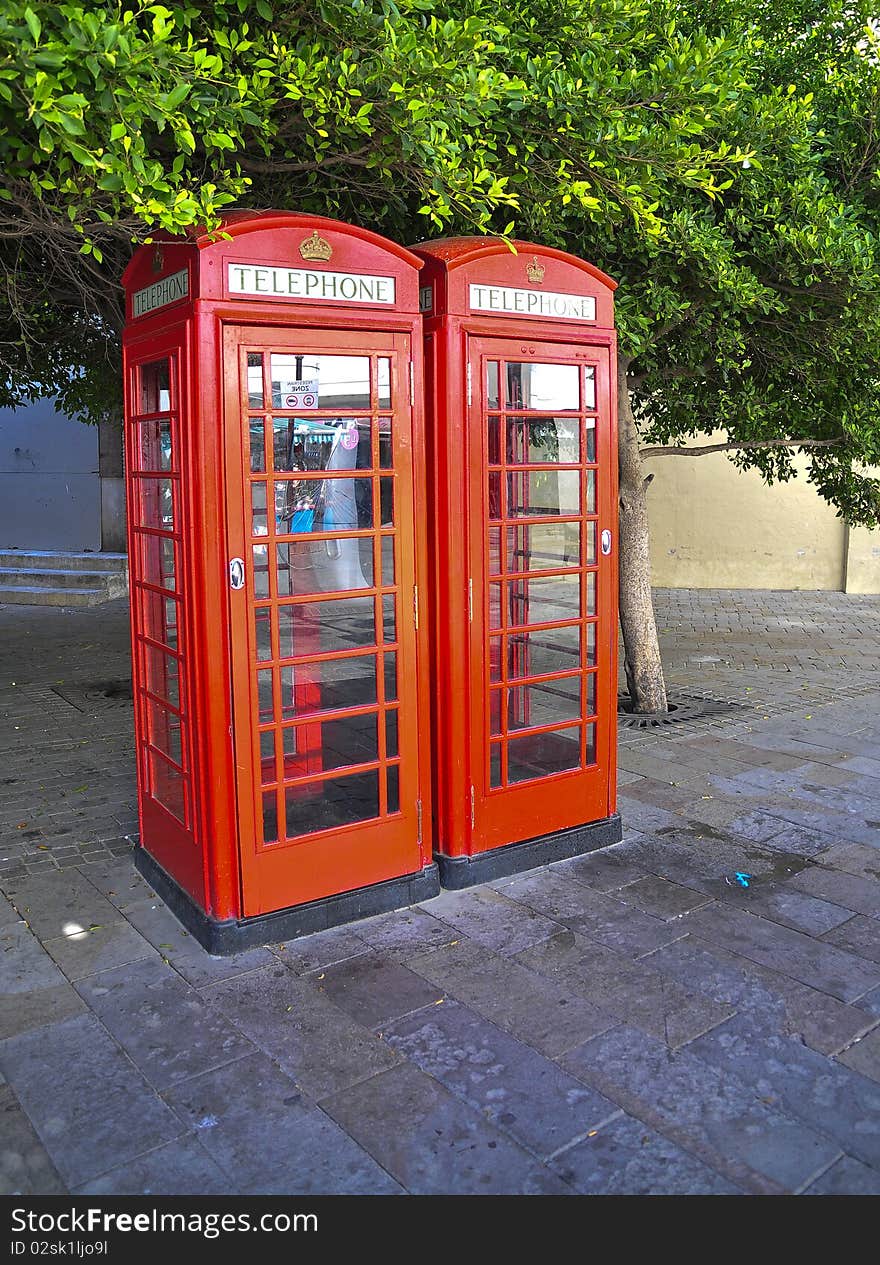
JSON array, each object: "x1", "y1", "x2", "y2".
[
  {"x1": 413, "y1": 238, "x2": 622, "y2": 886},
  {"x1": 121, "y1": 211, "x2": 438, "y2": 952}
]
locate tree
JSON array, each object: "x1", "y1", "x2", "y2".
[{"x1": 2, "y1": 1, "x2": 878, "y2": 711}]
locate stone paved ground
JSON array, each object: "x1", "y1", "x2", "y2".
[{"x1": 1, "y1": 590, "x2": 880, "y2": 1195}]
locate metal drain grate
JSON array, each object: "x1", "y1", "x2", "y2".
[
  {"x1": 51, "y1": 679, "x2": 134, "y2": 712},
  {"x1": 617, "y1": 693, "x2": 743, "y2": 729}
]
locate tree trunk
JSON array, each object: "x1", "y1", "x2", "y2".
[{"x1": 617, "y1": 359, "x2": 668, "y2": 713}]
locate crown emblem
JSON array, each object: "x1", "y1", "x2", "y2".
[
  {"x1": 299, "y1": 231, "x2": 332, "y2": 262},
  {"x1": 526, "y1": 256, "x2": 545, "y2": 284},
  {"x1": 151, "y1": 246, "x2": 164, "y2": 274}
]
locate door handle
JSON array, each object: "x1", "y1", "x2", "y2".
[
  {"x1": 229, "y1": 557, "x2": 245, "y2": 590},
  {"x1": 600, "y1": 529, "x2": 612, "y2": 556}
]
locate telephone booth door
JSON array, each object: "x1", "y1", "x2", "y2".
[
  {"x1": 224, "y1": 325, "x2": 422, "y2": 916},
  {"x1": 468, "y1": 337, "x2": 615, "y2": 854}
]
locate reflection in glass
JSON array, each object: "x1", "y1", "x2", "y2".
[
  {"x1": 381, "y1": 535, "x2": 395, "y2": 586},
  {"x1": 486, "y1": 361, "x2": 499, "y2": 409},
  {"x1": 384, "y1": 652, "x2": 397, "y2": 703},
  {"x1": 252, "y1": 482, "x2": 268, "y2": 537},
  {"x1": 151, "y1": 752, "x2": 186, "y2": 822},
  {"x1": 247, "y1": 353, "x2": 264, "y2": 407},
  {"x1": 140, "y1": 359, "x2": 171, "y2": 413},
  {"x1": 507, "y1": 674, "x2": 581, "y2": 732},
  {"x1": 275, "y1": 477, "x2": 373, "y2": 535},
  {"x1": 489, "y1": 526, "x2": 502, "y2": 575},
  {"x1": 584, "y1": 366, "x2": 596, "y2": 410},
  {"x1": 586, "y1": 571, "x2": 596, "y2": 615},
  {"x1": 387, "y1": 763, "x2": 400, "y2": 814},
  {"x1": 586, "y1": 673, "x2": 597, "y2": 715},
  {"x1": 379, "y1": 417, "x2": 392, "y2": 469},
  {"x1": 379, "y1": 477, "x2": 394, "y2": 527},
  {"x1": 250, "y1": 420, "x2": 265, "y2": 473},
  {"x1": 378, "y1": 358, "x2": 391, "y2": 408},
  {"x1": 278, "y1": 655, "x2": 377, "y2": 718},
  {"x1": 282, "y1": 713, "x2": 379, "y2": 776},
  {"x1": 585, "y1": 417, "x2": 596, "y2": 463},
  {"x1": 139, "y1": 418, "x2": 172, "y2": 472},
  {"x1": 488, "y1": 471, "x2": 502, "y2": 521},
  {"x1": 276, "y1": 537, "x2": 374, "y2": 597},
  {"x1": 585, "y1": 721, "x2": 596, "y2": 764},
  {"x1": 507, "y1": 523, "x2": 580, "y2": 573},
  {"x1": 271, "y1": 354, "x2": 370, "y2": 410},
  {"x1": 506, "y1": 362, "x2": 578, "y2": 411},
  {"x1": 585, "y1": 469, "x2": 596, "y2": 513},
  {"x1": 278, "y1": 596, "x2": 377, "y2": 658},
  {"x1": 490, "y1": 743, "x2": 503, "y2": 788},
  {"x1": 147, "y1": 697, "x2": 182, "y2": 767},
  {"x1": 587, "y1": 622, "x2": 597, "y2": 665},
  {"x1": 507, "y1": 470, "x2": 581, "y2": 517},
  {"x1": 252, "y1": 544, "x2": 269, "y2": 597},
  {"x1": 273, "y1": 416, "x2": 371, "y2": 474},
  {"x1": 507, "y1": 417, "x2": 579, "y2": 465},
  {"x1": 258, "y1": 668, "x2": 274, "y2": 721},
  {"x1": 386, "y1": 708, "x2": 399, "y2": 758},
  {"x1": 505, "y1": 573, "x2": 581, "y2": 627},
  {"x1": 262, "y1": 791, "x2": 278, "y2": 843},
  {"x1": 505, "y1": 624, "x2": 581, "y2": 680},
  {"x1": 382, "y1": 595, "x2": 396, "y2": 644},
  {"x1": 487, "y1": 416, "x2": 501, "y2": 465},
  {"x1": 507, "y1": 725, "x2": 581, "y2": 784},
  {"x1": 585, "y1": 521, "x2": 597, "y2": 565},
  {"x1": 284, "y1": 770, "x2": 380, "y2": 837},
  {"x1": 255, "y1": 606, "x2": 272, "y2": 661}
]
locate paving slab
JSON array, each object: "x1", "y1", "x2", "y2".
[
  {"x1": 382, "y1": 998, "x2": 621, "y2": 1160},
  {"x1": 311, "y1": 952, "x2": 444, "y2": 1030},
  {"x1": 75, "y1": 958, "x2": 256, "y2": 1090},
  {"x1": 802, "y1": 1156, "x2": 880, "y2": 1196},
  {"x1": 550, "y1": 1111, "x2": 741, "y2": 1195},
  {"x1": 200, "y1": 962, "x2": 401, "y2": 1100},
  {"x1": 163, "y1": 1053, "x2": 401, "y2": 1195},
  {"x1": 687, "y1": 1011, "x2": 880, "y2": 1169},
  {"x1": 0, "y1": 1012, "x2": 183, "y2": 1189},
  {"x1": 835, "y1": 1026, "x2": 880, "y2": 1083},
  {"x1": 418, "y1": 886, "x2": 563, "y2": 954},
  {"x1": 0, "y1": 922, "x2": 86, "y2": 1039},
  {"x1": 124, "y1": 897, "x2": 275, "y2": 986},
  {"x1": 0, "y1": 1084, "x2": 66, "y2": 1195},
  {"x1": 2, "y1": 868, "x2": 123, "y2": 941},
  {"x1": 74, "y1": 1136, "x2": 232, "y2": 1196},
  {"x1": 787, "y1": 866, "x2": 880, "y2": 916},
  {"x1": 408, "y1": 937, "x2": 616, "y2": 1058},
  {"x1": 560, "y1": 1025, "x2": 841, "y2": 1194},
  {"x1": 320, "y1": 1062, "x2": 570, "y2": 1194},
  {"x1": 43, "y1": 920, "x2": 157, "y2": 981},
  {"x1": 821, "y1": 915, "x2": 880, "y2": 965}
]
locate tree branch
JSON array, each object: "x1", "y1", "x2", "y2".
[{"x1": 639, "y1": 438, "x2": 844, "y2": 458}]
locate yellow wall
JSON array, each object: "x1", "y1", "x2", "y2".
[{"x1": 643, "y1": 440, "x2": 880, "y2": 592}]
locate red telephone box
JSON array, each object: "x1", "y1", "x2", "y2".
[
  {"x1": 121, "y1": 211, "x2": 438, "y2": 952},
  {"x1": 412, "y1": 238, "x2": 622, "y2": 886}
]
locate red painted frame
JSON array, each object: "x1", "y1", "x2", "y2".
[
  {"x1": 122, "y1": 211, "x2": 433, "y2": 924},
  {"x1": 412, "y1": 237, "x2": 619, "y2": 861}
]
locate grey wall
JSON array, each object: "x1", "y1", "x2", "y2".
[{"x1": 0, "y1": 398, "x2": 101, "y2": 551}]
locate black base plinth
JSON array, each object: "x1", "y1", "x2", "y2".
[
  {"x1": 435, "y1": 813, "x2": 623, "y2": 889},
  {"x1": 133, "y1": 847, "x2": 441, "y2": 955}
]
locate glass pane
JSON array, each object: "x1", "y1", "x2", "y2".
[
  {"x1": 136, "y1": 478, "x2": 173, "y2": 531},
  {"x1": 587, "y1": 622, "x2": 597, "y2": 666},
  {"x1": 586, "y1": 469, "x2": 596, "y2": 513},
  {"x1": 143, "y1": 590, "x2": 179, "y2": 650},
  {"x1": 487, "y1": 416, "x2": 501, "y2": 465},
  {"x1": 378, "y1": 358, "x2": 391, "y2": 408},
  {"x1": 381, "y1": 535, "x2": 395, "y2": 586},
  {"x1": 284, "y1": 770, "x2": 379, "y2": 837},
  {"x1": 505, "y1": 573, "x2": 581, "y2": 627},
  {"x1": 278, "y1": 655, "x2": 377, "y2": 719},
  {"x1": 586, "y1": 571, "x2": 596, "y2": 616},
  {"x1": 506, "y1": 417, "x2": 579, "y2": 465},
  {"x1": 258, "y1": 668, "x2": 274, "y2": 722},
  {"x1": 271, "y1": 354, "x2": 370, "y2": 410},
  {"x1": 150, "y1": 752, "x2": 186, "y2": 822},
  {"x1": 260, "y1": 730, "x2": 275, "y2": 781},
  {"x1": 585, "y1": 521, "x2": 597, "y2": 565},
  {"x1": 281, "y1": 713, "x2": 378, "y2": 778},
  {"x1": 140, "y1": 360, "x2": 171, "y2": 413},
  {"x1": 255, "y1": 606, "x2": 272, "y2": 661},
  {"x1": 507, "y1": 471, "x2": 581, "y2": 517},
  {"x1": 247, "y1": 352, "x2": 264, "y2": 408},
  {"x1": 585, "y1": 417, "x2": 596, "y2": 463},
  {"x1": 273, "y1": 417, "x2": 371, "y2": 474},
  {"x1": 253, "y1": 544, "x2": 269, "y2": 597},
  {"x1": 384, "y1": 652, "x2": 397, "y2": 703},
  {"x1": 274, "y1": 477, "x2": 374, "y2": 533},
  {"x1": 147, "y1": 697, "x2": 182, "y2": 766},
  {"x1": 586, "y1": 673, "x2": 597, "y2": 715},
  {"x1": 489, "y1": 526, "x2": 502, "y2": 575},
  {"x1": 262, "y1": 791, "x2": 279, "y2": 844},
  {"x1": 490, "y1": 743, "x2": 503, "y2": 788},
  {"x1": 584, "y1": 366, "x2": 596, "y2": 410},
  {"x1": 278, "y1": 596, "x2": 377, "y2": 658},
  {"x1": 506, "y1": 363, "x2": 579, "y2": 411},
  {"x1": 507, "y1": 523, "x2": 580, "y2": 573},
  {"x1": 140, "y1": 535, "x2": 176, "y2": 591},
  {"x1": 490, "y1": 688, "x2": 502, "y2": 736},
  {"x1": 506, "y1": 624, "x2": 582, "y2": 680},
  {"x1": 382, "y1": 595, "x2": 396, "y2": 643},
  {"x1": 489, "y1": 637, "x2": 503, "y2": 683},
  {"x1": 379, "y1": 477, "x2": 394, "y2": 527},
  {"x1": 488, "y1": 471, "x2": 502, "y2": 522},
  {"x1": 585, "y1": 721, "x2": 596, "y2": 764},
  {"x1": 250, "y1": 420, "x2": 265, "y2": 473},
  {"x1": 139, "y1": 418, "x2": 172, "y2": 471},
  {"x1": 252, "y1": 482, "x2": 268, "y2": 537},
  {"x1": 386, "y1": 708, "x2": 399, "y2": 758},
  {"x1": 379, "y1": 418, "x2": 392, "y2": 470},
  {"x1": 387, "y1": 764, "x2": 399, "y2": 814},
  {"x1": 276, "y1": 538, "x2": 374, "y2": 597},
  {"x1": 507, "y1": 726, "x2": 581, "y2": 784},
  {"x1": 486, "y1": 361, "x2": 499, "y2": 409},
  {"x1": 508, "y1": 674, "x2": 581, "y2": 732}
]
